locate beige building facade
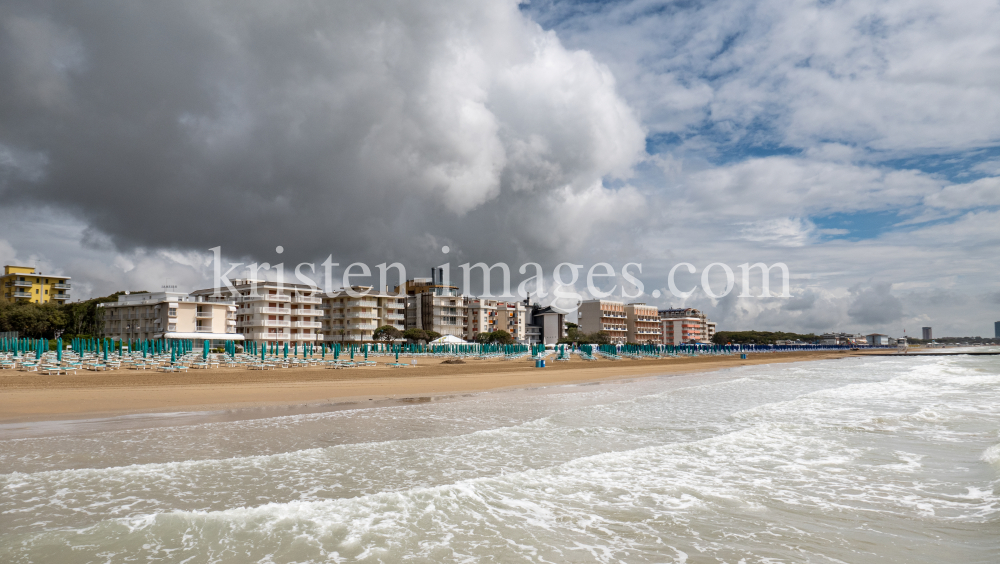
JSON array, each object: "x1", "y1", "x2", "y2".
[
  {"x1": 320, "y1": 287, "x2": 406, "y2": 343},
  {"x1": 626, "y1": 303, "x2": 662, "y2": 344},
  {"x1": 100, "y1": 291, "x2": 237, "y2": 342},
  {"x1": 578, "y1": 299, "x2": 628, "y2": 344}
]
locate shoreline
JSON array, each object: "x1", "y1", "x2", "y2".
[{"x1": 0, "y1": 351, "x2": 884, "y2": 427}]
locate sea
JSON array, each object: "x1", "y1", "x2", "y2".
[{"x1": 1, "y1": 351, "x2": 998, "y2": 563}]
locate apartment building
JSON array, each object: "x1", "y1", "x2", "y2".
[
  {"x1": 320, "y1": 287, "x2": 406, "y2": 343},
  {"x1": 659, "y1": 308, "x2": 716, "y2": 345},
  {"x1": 465, "y1": 299, "x2": 528, "y2": 341},
  {"x1": 578, "y1": 300, "x2": 628, "y2": 344},
  {"x1": 193, "y1": 280, "x2": 322, "y2": 347},
  {"x1": 497, "y1": 300, "x2": 527, "y2": 342},
  {"x1": 398, "y1": 269, "x2": 467, "y2": 339},
  {"x1": 1, "y1": 265, "x2": 71, "y2": 304},
  {"x1": 466, "y1": 298, "x2": 499, "y2": 338},
  {"x1": 625, "y1": 303, "x2": 662, "y2": 344},
  {"x1": 100, "y1": 291, "x2": 237, "y2": 342}
]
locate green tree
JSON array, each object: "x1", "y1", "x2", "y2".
[
  {"x1": 372, "y1": 325, "x2": 403, "y2": 342},
  {"x1": 474, "y1": 332, "x2": 492, "y2": 344},
  {"x1": 402, "y1": 328, "x2": 428, "y2": 342},
  {"x1": 425, "y1": 330, "x2": 442, "y2": 341},
  {"x1": 712, "y1": 330, "x2": 818, "y2": 345},
  {"x1": 489, "y1": 330, "x2": 514, "y2": 345}
]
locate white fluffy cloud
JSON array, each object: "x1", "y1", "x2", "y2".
[
  {"x1": 0, "y1": 0, "x2": 645, "y2": 259},
  {"x1": 528, "y1": 0, "x2": 1000, "y2": 154}
]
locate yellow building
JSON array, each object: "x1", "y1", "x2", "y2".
[{"x1": 1, "y1": 265, "x2": 71, "y2": 304}]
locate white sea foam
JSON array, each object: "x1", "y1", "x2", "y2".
[{"x1": 2, "y1": 355, "x2": 998, "y2": 563}]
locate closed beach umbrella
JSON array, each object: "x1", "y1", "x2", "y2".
[
  {"x1": 57, "y1": 338, "x2": 63, "y2": 362},
  {"x1": 284, "y1": 342, "x2": 288, "y2": 359},
  {"x1": 103, "y1": 343, "x2": 108, "y2": 362},
  {"x1": 203, "y1": 340, "x2": 209, "y2": 360}
]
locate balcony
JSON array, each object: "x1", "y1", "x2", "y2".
[
  {"x1": 12, "y1": 291, "x2": 31, "y2": 298},
  {"x1": 294, "y1": 295, "x2": 322, "y2": 304},
  {"x1": 347, "y1": 311, "x2": 377, "y2": 319},
  {"x1": 350, "y1": 322, "x2": 377, "y2": 330},
  {"x1": 292, "y1": 309, "x2": 322, "y2": 316},
  {"x1": 13, "y1": 280, "x2": 33, "y2": 288},
  {"x1": 252, "y1": 333, "x2": 282, "y2": 340},
  {"x1": 293, "y1": 321, "x2": 322, "y2": 329},
  {"x1": 346, "y1": 299, "x2": 378, "y2": 308},
  {"x1": 385, "y1": 313, "x2": 405, "y2": 320},
  {"x1": 195, "y1": 326, "x2": 213, "y2": 333},
  {"x1": 263, "y1": 320, "x2": 291, "y2": 327},
  {"x1": 257, "y1": 307, "x2": 291, "y2": 315},
  {"x1": 52, "y1": 294, "x2": 70, "y2": 300},
  {"x1": 53, "y1": 283, "x2": 71, "y2": 290},
  {"x1": 196, "y1": 311, "x2": 214, "y2": 318},
  {"x1": 292, "y1": 334, "x2": 319, "y2": 341},
  {"x1": 243, "y1": 294, "x2": 292, "y2": 303}
]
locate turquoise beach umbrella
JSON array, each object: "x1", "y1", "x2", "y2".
[
  {"x1": 284, "y1": 342, "x2": 288, "y2": 359},
  {"x1": 57, "y1": 338, "x2": 62, "y2": 362}
]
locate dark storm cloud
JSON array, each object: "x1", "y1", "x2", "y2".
[{"x1": 0, "y1": 0, "x2": 645, "y2": 268}]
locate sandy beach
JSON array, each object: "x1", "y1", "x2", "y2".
[{"x1": 0, "y1": 351, "x2": 876, "y2": 423}]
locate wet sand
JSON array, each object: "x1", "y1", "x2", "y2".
[{"x1": 0, "y1": 351, "x2": 875, "y2": 423}]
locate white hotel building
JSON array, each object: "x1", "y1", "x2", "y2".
[
  {"x1": 194, "y1": 281, "x2": 406, "y2": 345},
  {"x1": 320, "y1": 287, "x2": 406, "y2": 343},
  {"x1": 194, "y1": 280, "x2": 322, "y2": 346}
]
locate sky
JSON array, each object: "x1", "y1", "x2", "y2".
[{"x1": 1, "y1": 0, "x2": 998, "y2": 338}]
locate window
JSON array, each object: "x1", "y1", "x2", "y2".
[{"x1": 168, "y1": 308, "x2": 177, "y2": 317}]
